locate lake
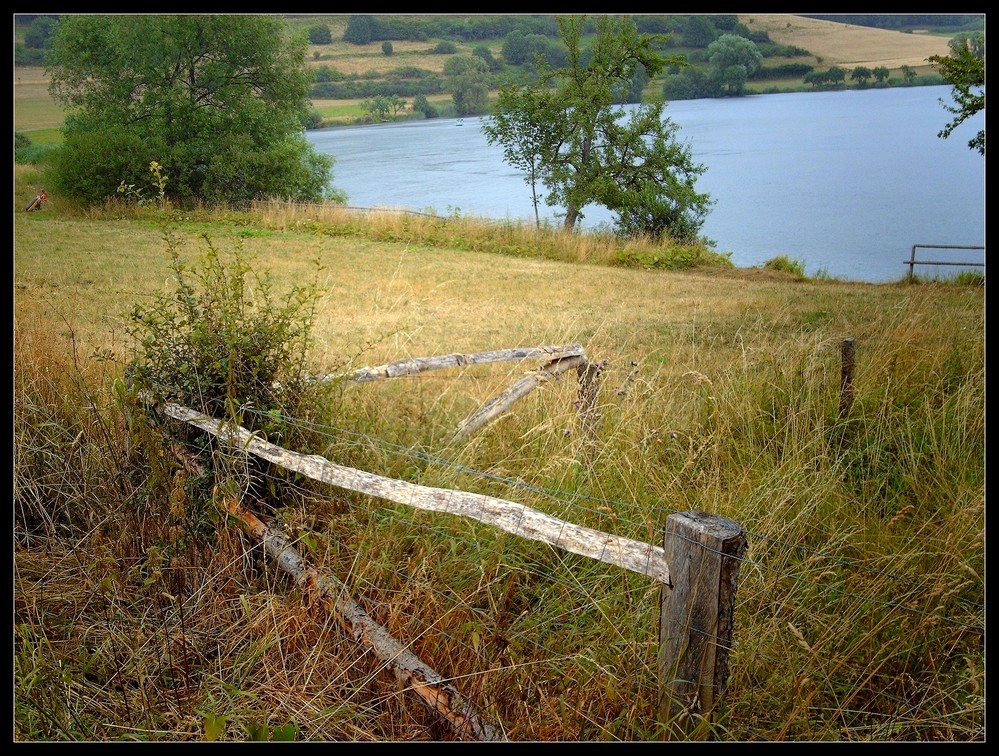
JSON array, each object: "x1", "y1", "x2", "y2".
[{"x1": 306, "y1": 85, "x2": 985, "y2": 283}]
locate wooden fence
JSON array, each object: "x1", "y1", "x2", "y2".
[
  {"x1": 905, "y1": 243, "x2": 985, "y2": 281},
  {"x1": 154, "y1": 345, "x2": 748, "y2": 740}
]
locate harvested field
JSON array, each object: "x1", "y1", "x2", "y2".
[{"x1": 739, "y1": 14, "x2": 952, "y2": 69}]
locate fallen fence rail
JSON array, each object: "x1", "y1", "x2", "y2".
[
  {"x1": 314, "y1": 344, "x2": 586, "y2": 384},
  {"x1": 221, "y1": 492, "x2": 503, "y2": 741},
  {"x1": 158, "y1": 397, "x2": 747, "y2": 738},
  {"x1": 310, "y1": 342, "x2": 600, "y2": 443}
]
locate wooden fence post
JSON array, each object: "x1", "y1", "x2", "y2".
[
  {"x1": 658, "y1": 511, "x2": 747, "y2": 740},
  {"x1": 839, "y1": 337, "x2": 856, "y2": 418},
  {"x1": 576, "y1": 359, "x2": 602, "y2": 458}
]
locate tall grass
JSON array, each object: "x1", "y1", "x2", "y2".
[{"x1": 14, "y1": 176, "x2": 984, "y2": 741}]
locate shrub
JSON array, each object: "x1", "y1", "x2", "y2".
[
  {"x1": 762, "y1": 254, "x2": 806, "y2": 277},
  {"x1": 308, "y1": 24, "x2": 332, "y2": 45},
  {"x1": 431, "y1": 40, "x2": 458, "y2": 54},
  {"x1": 382, "y1": 41, "x2": 394, "y2": 56},
  {"x1": 125, "y1": 234, "x2": 326, "y2": 433}
]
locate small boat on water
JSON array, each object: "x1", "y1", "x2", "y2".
[{"x1": 455, "y1": 118, "x2": 464, "y2": 126}]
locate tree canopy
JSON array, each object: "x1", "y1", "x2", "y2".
[
  {"x1": 706, "y1": 34, "x2": 763, "y2": 96},
  {"x1": 443, "y1": 54, "x2": 491, "y2": 116},
  {"x1": 929, "y1": 33, "x2": 985, "y2": 155},
  {"x1": 483, "y1": 14, "x2": 711, "y2": 241},
  {"x1": 46, "y1": 14, "x2": 337, "y2": 206}
]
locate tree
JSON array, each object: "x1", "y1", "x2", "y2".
[
  {"x1": 683, "y1": 15, "x2": 717, "y2": 47},
  {"x1": 413, "y1": 94, "x2": 439, "y2": 119},
  {"x1": 382, "y1": 41, "x2": 394, "y2": 56},
  {"x1": 308, "y1": 24, "x2": 332, "y2": 45},
  {"x1": 343, "y1": 15, "x2": 374, "y2": 45},
  {"x1": 825, "y1": 66, "x2": 847, "y2": 87},
  {"x1": 501, "y1": 29, "x2": 531, "y2": 65},
  {"x1": 872, "y1": 66, "x2": 890, "y2": 85},
  {"x1": 483, "y1": 15, "x2": 711, "y2": 239},
  {"x1": 47, "y1": 15, "x2": 336, "y2": 206},
  {"x1": 929, "y1": 35, "x2": 985, "y2": 155},
  {"x1": 901, "y1": 64, "x2": 916, "y2": 83},
  {"x1": 850, "y1": 66, "x2": 873, "y2": 86},
  {"x1": 24, "y1": 15, "x2": 58, "y2": 49},
  {"x1": 361, "y1": 97, "x2": 391, "y2": 122},
  {"x1": 442, "y1": 54, "x2": 490, "y2": 115},
  {"x1": 483, "y1": 86, "x2": 557, "y2": 227},
  {"x1": 472, "y1": 44, "x2": 502, "y2": 72},
  {"x1": 705, "y1": 34, "x2": 762, "y2": 95}
]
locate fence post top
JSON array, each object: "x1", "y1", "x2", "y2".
[{"x1": 668, "y1": 511, "x2": 744, "y2": 539}]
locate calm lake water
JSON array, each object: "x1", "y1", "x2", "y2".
[{"x1": 307, "y1": 85, "x2": 985, "y2": 283}]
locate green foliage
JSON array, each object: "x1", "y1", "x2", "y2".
[
  {"x1": 706, "y1": 34, "x2": 763, "y2": 95},
  {"x1": 125, "y1": 233, "x2": 325, "y2": 428},
  {"x1": 13, "y1": 132, "x2": 56, "y2": 165},
  {"x1": 46, "y1": 15, "x2": 335, "y2": 206},
  {"x1": 303, "y1": 109, "x2": 324, "y2": 130},
  {"x1": 485, "y1": 14, "x2": 710, "y2": 241},
  {"x1": 24, "y1": 15, "x2": 58, "y2": 49},
  {"x1": 683, "y1": 15, "x2": 718, "y2": 47},
  {"x1": 247, "y1": 720, "x2": 298, "y2": 741},
  {"x1": 851, "y1": 66, "x2": 873, "y2": 86},
  {"x1": 308, "y1": 24, "x2": 332, "y2": 45},
  {"x1": 443, "y1": 54, "x2": 491, "y2": 115},
  {"x1": 762, "y1": 255, "x2": 806, "y2": 277},
  {"x1": 472, "y1": 44, "x2": 502, "y2": 71},
  {"x1": 382, "y1": 40, "x2": 394, "y2": 56},
  {"x1": 431, "y1": 40, "x2": 458, "y2": 55},
  {"x1": 342, "y1": 15, "x2": 374, "y2": 45},
  {"x1": 614, "y1": 243, "x2": 733, "y2": 270},
  {"x1": 14, "y1": 43, "x2": 46, "y2": 66},
  {"x1": 804, "y1": 66, "x2": 848, "y2": 90},
  {"x1": 929, "y1": 35, "x2": 985, "y2": 154},
  {"x1": 412, "y1": 94, "x2": 439, "y2": 119}
]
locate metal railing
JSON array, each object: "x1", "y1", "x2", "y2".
[{"x1": 905, "y1": 244, "x2": 985, "y2": 281}]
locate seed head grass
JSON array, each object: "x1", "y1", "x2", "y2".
[{"x1": 14, "y1": 176, "x2": 983, "y2": 741}]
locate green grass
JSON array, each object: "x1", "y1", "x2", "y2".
[{"x1": 13, "y1": 167, "x2": 984, "y2": 742}]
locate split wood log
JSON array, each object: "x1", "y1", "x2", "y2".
[
  {"x1": 313, "y1": 344, "x2": 586, "y2": 384},
  {"x1": 223, "y1": 497, "x2": 503, "y2": 741},
  {"x1": 160, "y1": 402, "x2": 671, "y2": 585},
  {"x1": 454, "y1": 354, "x2": 589, "y2": 441}
]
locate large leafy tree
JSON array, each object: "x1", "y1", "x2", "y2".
[
  {"x1": 47, "y1": 14, "x2": 336, "y2": 205},
  {"x1": 929, "y1": 33, "x2": 985, "y2": 155},
  {"x1": 442, "y1": 54, "x2": 491, "y2": 116},
  {"x1": 706, "y1": 34, "x2": 762, "y2": 95},
  {"x1": 483, "y1": 14, "x2": 712, "y2": 240}
]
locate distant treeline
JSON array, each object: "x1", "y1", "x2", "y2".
[
  {"x1": 801, "y1": 15, "x2": 984, "y2": 33},
  {"x1": 340, "y1": 14, "x2": 773, "y2": 47}
]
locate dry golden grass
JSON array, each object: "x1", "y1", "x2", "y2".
[
  {"x1": 14, "y1": 191, "x2": 984, "y2": 741},
  {"x1": 738, "y1": 14, "x2": 952, "y2": 70}
]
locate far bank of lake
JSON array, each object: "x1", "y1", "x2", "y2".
[{"x1": 307, "y1": 85, "x2": 985, "y2": 284}]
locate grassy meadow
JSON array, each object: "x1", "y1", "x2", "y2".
[
  {"x1": 13, "y1": 156, "x2": 985, "y2": 741},
  {"x1": 12, "y1": 14, "x2": 984, "y2": 742}
]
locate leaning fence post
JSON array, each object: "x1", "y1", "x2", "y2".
[
  {"x1": 658, "y1": 511, "x2": 747, "y2": 740},
  {"x1": 839, "y1": 337, "x2": 856, "y2": 418}
]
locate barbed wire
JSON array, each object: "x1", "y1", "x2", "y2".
[{"x1": 236, "y1": 406, "x2": 984, "y2": 625}]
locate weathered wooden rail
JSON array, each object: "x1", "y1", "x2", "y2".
[
  {"x1": 904, "y1": 243, "x2": 985, "y2": 281},
  {"x1": 160, "y1": 392, "x2": 747, "y2": 739},
  {"x1": 312, "y1": 343, "x2": 599, "y2": 442}
]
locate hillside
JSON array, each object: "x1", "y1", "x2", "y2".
[{"x1": 738, "y1": 14, "x2": 952, "y2": 69}]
